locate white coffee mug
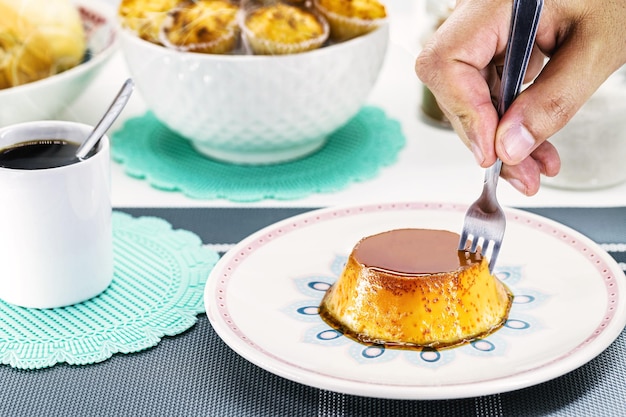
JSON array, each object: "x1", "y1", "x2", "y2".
[{"x1": 0, "y1": 121, "x2": 112, "y2": 308}]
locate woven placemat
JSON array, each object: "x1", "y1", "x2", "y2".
[
  {"x1": 0, "y1": 211, "x2": 219, "y2": 370},
  {"x1": 111, "y1": 106, "x2": 404, "y2": 202}
]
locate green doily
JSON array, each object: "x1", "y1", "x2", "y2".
[
  {"x1": 0, "y1": 211, "x2": 219, "y2": 370},
  {"x1": 111, "y1": 106, "x2": 404, "y2": 202}
]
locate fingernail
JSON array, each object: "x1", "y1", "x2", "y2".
[
  {"x1": 501, "y1": 124, "x2": 535, "y2": 162},
  {"x1": 507, "y1": 178, "x2": 527, "y2": 194},
  {"x1": 470, "y1": 142, "x2": 484, "y2": 165}
]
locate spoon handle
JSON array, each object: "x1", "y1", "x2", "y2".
[{"x1": 76, "y1": 78, "x2": 135, "y2": 160}]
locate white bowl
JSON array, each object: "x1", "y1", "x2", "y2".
[
  {"x1": 119, "y1": 23, "x2": 389, "y2": 164},
  {"x1": 0, "y1": 0, "x2": 118, "y2": 127}
]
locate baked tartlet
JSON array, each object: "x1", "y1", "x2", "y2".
[
  {"x1": 160, "y1": 0, "x2": 241, "y2": 54},
  {"x1": 241, "y1": 3, "x2": 329, "y2": 55},
  {"x1": 319, "y1": 229, "x2": 513, "y2": 349},
  {"x1": 118, "y1": 0, "x2": 180, "y2": 44},
  {"x1": 314, "y1": 0, "x2": 386, "y2": 41}
]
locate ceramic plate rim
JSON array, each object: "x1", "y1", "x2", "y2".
[{"x1": 204, "y1": 202, "x2": 626, "y2": 400}]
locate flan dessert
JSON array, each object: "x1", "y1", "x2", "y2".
[
  {"x1": 313, "y1": 0, "x2": 386, "y2": 41},
  {"x1": 241, "y1": 3, "x2": 329, "y2": 55},
  {"x1": 161, "y1": 0, "x2": 241, "y2": 54},
  {"x1": 319, "y1": 229, "x2": 513, "y2": 349}
]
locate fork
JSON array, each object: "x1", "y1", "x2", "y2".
[{"x1": 458, "y1": 0, "x2": 543, "y2": 272}]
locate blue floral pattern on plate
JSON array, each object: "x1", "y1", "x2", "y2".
[{"x1": 286, "y1": 255, "x2": 548, "y2": 367}]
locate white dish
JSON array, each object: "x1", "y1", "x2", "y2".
[
  {"x1": 205, "y1": 202, "x2": 626, "y2": 399},
  {"x1": 119, "y1": 19, "x2": 388, "y2": 164}
]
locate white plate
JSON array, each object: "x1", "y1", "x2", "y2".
[{"x1": 205, "y1": 202, "x2": 626, "y2": 399}]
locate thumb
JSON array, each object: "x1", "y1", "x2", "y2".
[{"x1": 495, "y1": 26, "x2": 623, "y2": 165}]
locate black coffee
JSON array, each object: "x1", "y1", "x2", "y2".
[{"x1": 0, "y1": 139, "x2": 89, "y2": 169}]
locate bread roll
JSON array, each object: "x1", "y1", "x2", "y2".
[{"x1": 0, "y1": 0, "x2": 86, "y2": 89}]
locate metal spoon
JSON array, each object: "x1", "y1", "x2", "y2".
[{"x1": 75, "y1": 78, "x2": 134, "y2": 160}]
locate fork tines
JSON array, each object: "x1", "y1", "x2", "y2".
[{"x1": 458, "y1": 231, "x2": 503, "y2": 272}]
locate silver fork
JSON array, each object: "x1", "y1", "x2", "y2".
[{"x1": 458, "y1": 0, "x2": 543, "y2": 272}]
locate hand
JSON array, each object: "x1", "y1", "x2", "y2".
[{"x1": 415, "y1": 0, "x2": 626, "y2": 195}]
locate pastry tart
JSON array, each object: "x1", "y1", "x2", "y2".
[
  {"x1": 118, "y1": 0, "x2": 181, "y2": 44},
  {"x1": 313, "y1": 0, "x2": 386, "y2": 41},
  {"x1": 241, "y1": 3, "x2": 329, "y2": 55},
  {"x1": 161, "y1": 0, "x2": 241, "y2": 54}
]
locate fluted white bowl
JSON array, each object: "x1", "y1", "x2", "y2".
[
  {"x1": 0, "y1": 0, "x2": 117, "y2": 127},
  {"x1": 119, "y1": 23, "x2": 389, "y2": 164}
]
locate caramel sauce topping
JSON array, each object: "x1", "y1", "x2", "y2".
[{"x1": 353, "y1": 228, "x2": 471, "y2": 275}]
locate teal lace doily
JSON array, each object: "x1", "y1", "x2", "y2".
[
  {"x1": 111, "y1": 106, "x2": 404, "y2": 202},
  {"x1": 0, "y1": 212, "x2": 219, "y2": 370}
]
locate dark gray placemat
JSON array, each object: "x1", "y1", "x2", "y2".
[
  {"x1": 118, "y1": 206, "x2": 626, "y2": 246},
  {"x1": 1, "y1": 206, "x2": 624, "y2": 417},
  {"x1": 522, "y1": 206, "x2": 626, "y2": 244}
]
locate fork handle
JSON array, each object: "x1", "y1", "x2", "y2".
[
  {"x1": 487, "y1": 0, "x2": 543, "y2": 188},
  {"x1": 483, "y1": 160, "x2": 503, "y2": 211},
  {"x1": 497, "y1": 0, "x2": 543, "y2": 117}
]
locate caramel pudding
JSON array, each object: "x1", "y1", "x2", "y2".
[{"x1": 319, "y1": 229, "x2": 513, "y2": 349}]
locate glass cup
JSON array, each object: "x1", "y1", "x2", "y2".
[
  {"x1": 542, "y1": 67, "x2": 626, "y2": 190},
  {"x1": 0, "y1": 121, "x2": 112, "y2": 308}
]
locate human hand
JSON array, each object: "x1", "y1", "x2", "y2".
[{"x1": 415, "y1": 0, "x2": 626, "y2": 195}]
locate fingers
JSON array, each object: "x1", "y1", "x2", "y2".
[
  {"x1": 500, "y1": 141, "x2": 560, "y2": 195},
  {"x1": 416, "y1": 0, "x2": 626, "y2": 196},
  {"x1": 415, "y1": 0, "x2": 513, "y2": 166},
  {"x1": 496, "y1": 26, "x2": 623, "y2": 166},
  {"x1": 428, "y1": 62, "x2": 500, "y2": 166}
]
